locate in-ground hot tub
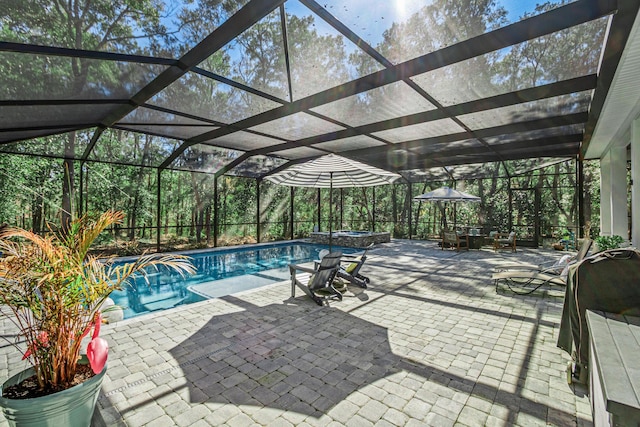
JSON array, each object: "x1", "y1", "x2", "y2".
[{"x1": 309, "y1": 230, "x2": 390, "y2": 248}]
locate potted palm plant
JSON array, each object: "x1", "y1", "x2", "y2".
[{"x1": 0, "y1": 211, "x2": 195, "y2": 426}]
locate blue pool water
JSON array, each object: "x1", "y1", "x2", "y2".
[{"x1": 109, "y1": 242, "x2": 360, "y2": 319}]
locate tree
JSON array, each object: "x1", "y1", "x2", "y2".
[
  {"x1": 1, "y1": 0, "x2": 164, "y2": 228},
  {"x1": 285, "y1": 14, "x2": 351, "y2": 100}
]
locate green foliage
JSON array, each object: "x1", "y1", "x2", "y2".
[
  {"x1": 0, "y1": 154, "x2": 596, "y2": 251},
  {"x1": 286, "y1": 13, "x2": 350, "y2": 99},
  {"x1": 594, "y1": 235, "x2": 625, "y2": 252}
]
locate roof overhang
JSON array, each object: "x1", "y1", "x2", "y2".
[{"x1": 583, "y1": 5, "x2": 640, "y2": 159}]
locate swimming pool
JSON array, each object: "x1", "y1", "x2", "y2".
[{"x1": 109, "y1": 242, "x2": 360, "y2": 319}]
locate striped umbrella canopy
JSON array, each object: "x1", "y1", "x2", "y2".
[
  {"x1": 265, "y1": 154, "x2": 400, "y2": 250},
  {"x1": 265, "y1": 154, "x2": 400, "y2": 188}
]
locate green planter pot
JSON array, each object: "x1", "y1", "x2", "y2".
[{"x1": 0, "y1": 356, "x2": 106, "y2": 427}]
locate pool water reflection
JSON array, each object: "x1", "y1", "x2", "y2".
[{"x1": 109, "y1": 242, "x2": 359, "y2": 319}]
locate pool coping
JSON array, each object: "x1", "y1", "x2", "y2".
[{"x1": 112, "y1": 239, "x2": 317, "y2": 262}]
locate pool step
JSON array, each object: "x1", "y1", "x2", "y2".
[
  {"x1": 188, "y1": 268, "x2": 289, "y2": 299},
  {"x1": 142, "y1": 296, "x2": 188, "y2": 312}
]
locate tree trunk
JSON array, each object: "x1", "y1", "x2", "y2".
[
  {"x1": 477, "y1": 178, "x2": 486, "y2": 229},
  {"x1": 205, "y1": 204, "x2": 211, "y2": 244},
  {"x1": 190, "y1": 172, "x2": 204, "y2": 242},
  {"x1": 61, "y1": 132, "x2": 76, "y2": 231},
  {"x1": 129, "y1": 196, "x2": 138, "y2": 240},
  {"x1": 195, "y1": 209, "x2": 203, "y2": 243},
  {"x1": 176, "y1": 178, "x2": 183, "y2": 237},
  {"x1": 189, "y1": 209, "x2": 195, "y2": 238},
  {"x1": 360, "y1": 188, "x2": 372, "y2": 229},
  {"x1": 413, "y1": 182, "x2": 428, "y2": 235},
  {"x1": 164, "y1": 178, "x2": 171, "y2": 235},
  {"x1": 31, "y1": 198, "x2": 42, "y2": 232},
  {"x1": 391, "y1": 185, "x2": 398, "y2": 234}
]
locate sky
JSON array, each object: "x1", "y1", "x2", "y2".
[
  {"x1": 289, "y1": 0, "x2": 553, "y2": 46},
  {"x1": 153, "y1": 0, "x2": 553, "y2": 58}
]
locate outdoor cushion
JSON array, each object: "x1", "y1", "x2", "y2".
[
  {"x1": 493, "y1": 231, "x2": 516, "y2": 252},
  {"x1": 345, "y1": 256, "x2": 362, "y2": 274},
  {"x1": 337, "y1": 245, "x2": 372, "y2": 289},
  {"x1": 543, "y1": 254, "x2": 575, "y2": 275}
]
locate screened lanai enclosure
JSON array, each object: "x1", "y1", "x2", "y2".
[{"x1": 1, "y1": 0, "x2": 636, "y2": 251}]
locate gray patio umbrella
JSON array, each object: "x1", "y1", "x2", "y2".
[
  {"x1": 413, "y1": 186, "x2": 481, "y2": 230},
  {"x1": 265, "y1": 154, "x2": 400, "y2": 249}
]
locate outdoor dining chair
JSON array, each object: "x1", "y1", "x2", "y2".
[{"x1": 493, "y1": 231, "x2": 516, "y2": 252}]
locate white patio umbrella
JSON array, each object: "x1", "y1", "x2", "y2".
[
  {"x1": 265, "y1": 154, "x2": 401, "y2": 249},
  {"x1": 413, "y1": 186, "x2": 481, "y2": 230}
]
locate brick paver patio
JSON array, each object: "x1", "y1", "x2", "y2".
[{"x1": 0, "y1": 240, "x2": 592, "y2": 426}]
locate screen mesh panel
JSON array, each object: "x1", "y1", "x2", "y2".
[
  {"x1": 312, "y1": 135, "x2": 386, "y2": 152},
  {"x1": 483, "y1": 124, "x2": 585, "y2": 144},
  {"x1": 410, "y1": 18, "x2": 607, "y2": 106},
  {"x1": 1, "y1": 105, "x2": 121, "y2": 129},
  {"x1": 0, "y1": 128, "x2": 81, "y2": 144},
  {"x1": 402, "y1": 167, "x2": 452, "y2": 182},
  {"x1": 0, "y1": 129, "x2": 92, "y2": 158},
  {"x1": 148, "y1": 72, "x2": 282, "y2": 124},
  {"x1": 202, "y1": 131, "x2": 286, "y2": 151},
  {"x1": 284, "y1": 0, "x2": 385, "y2": 100},
  {"x1": 410, "y1": 138, "x2": 484, "y2": 156},
  {"x1": 445, "y1": 163, "x2": 501, "y2": 180},
  {"x1": 116, "y1": 124, "x2": 218, "y2": 141},
  {"x1": 226, "y1": 155, "x2": 288, "y2": 178},
  {"x1": 315, "y1": 0, "x2": 579, "y2": 64},
  {"x1": 0, "y1": 0, "x2": 250, "y2": 56},
  {"x1": 169, "y1": 144, "x2": 244, "y2": 173},
  {"x1": 269, "y1": 146, "x2": 327, "y2": 160},
  {"x1": 458, "y1": 91, "x2": 592, "y2": 131},
  {"x1": 197, "y1": 8, "x2": 290, "y2": 101},
  {"x1": 310, "y1": 81, "x2": 436, "y2": 127},
  {"x1": 248, "y1": 112, "x2": 345, "y2": 140},
  {"x1": 89, "y1": 129, "x2": 180, "y2": 167},
  {"x1": 0, "y1": 53, "x2": 168, "y2": 101},
  {"x1": 118, "y1": 107, "x2": 217, "y2": 126},
  {"x1": 372, "y1": 118, "x2": 465, "y2": 143}
]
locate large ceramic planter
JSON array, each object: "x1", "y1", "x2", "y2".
[{"x1": 0, "y1": 356, "x2": 106, "y2": 427}]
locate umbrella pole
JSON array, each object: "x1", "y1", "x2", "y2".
[
  {"x1": 453, "y1": 202, "x2": 457, "y2": 231},
  {"x1": 329, "y1": 172, "x2": 333, "y2": 252},
  {"x1": 441, "y1": 202, "x2": 447, "y2": 231}
]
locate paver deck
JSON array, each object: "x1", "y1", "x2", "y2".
[{"x1": 0, "y1": 240, "x2": 592, "y2": 426}]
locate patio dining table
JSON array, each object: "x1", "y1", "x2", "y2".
[{"x1": 466, "y1": 234, "x2": 486, "y2": 249}]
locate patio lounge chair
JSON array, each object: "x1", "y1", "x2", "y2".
[
  {"x1": 289, "y1": 251, "x2": 343, "y2": 306},
  {"x1": 492, "y1": 269, "x2": 568, "y2": 295},
  {"x1": 336, "y1": 244, "x2": 372, "y2": 289},
  {"x1": 492, "y1": 240, "x2": 594, "y2": 295},
  {"x1": 493, "y1": 231, "x2": 516, "y2": 252},
  {"x1": 494, "y1": 239, "x2": 593, "y2": 273}
]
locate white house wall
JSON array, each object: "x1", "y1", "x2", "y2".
[
  {"x1": 588, "y1": 9, "x2": 640, "y2": 245},
  {"x1": 610, "y1": 145, "x2": 628, "y2": 238}
]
